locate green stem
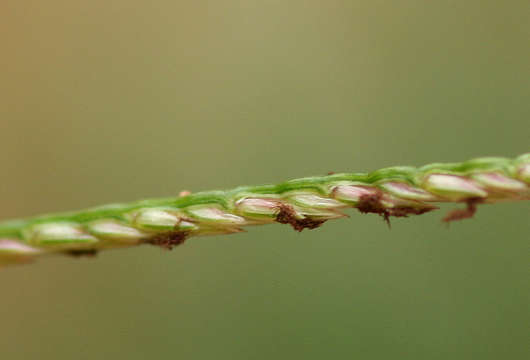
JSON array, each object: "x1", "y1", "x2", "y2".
[{"x1": 1, "y1": 153, "x2": 529, "y2": 266}]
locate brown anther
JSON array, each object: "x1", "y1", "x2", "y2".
[
  {"x1": 355, "y1": 193, "x2": 437, "y2": 228},
  {"x1": 356, "y1": 193, "x2": 391, "y2": 227},
  {"x1": 274, "y1": 204, "x2": 326, "y2": 232},
  {"x1": 387, "y1": 206, "x2": 437, "y2": 218},
  {"x1": 147, "y1": 231, "x2": 189, "y2": 250},
  {"x1": 65, "y1": 249, "x2": 98, "y2": 257},
  {"x1": 443, "y1": 197, "x2": 482, "y2": 223}
]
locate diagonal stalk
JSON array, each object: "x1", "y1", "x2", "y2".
[{"x1": 1, "y1": 153, "x2": 528, "y2": 266}]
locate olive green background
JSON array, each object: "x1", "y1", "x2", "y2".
[{"x1": 1, "y1": 1, "x2": 528, "y2": 359}]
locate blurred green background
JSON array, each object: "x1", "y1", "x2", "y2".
[{"x1": 1, "y1": 1, "x2": 528, "y2": 359}]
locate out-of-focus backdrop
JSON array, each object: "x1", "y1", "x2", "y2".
[{"x1": 1, "y1": 1, "x2": 528, "y2": 359}]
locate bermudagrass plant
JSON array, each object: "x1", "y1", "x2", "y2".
[{"x1": 0, "y1": 153, "x2": 528, "y2": 266}]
